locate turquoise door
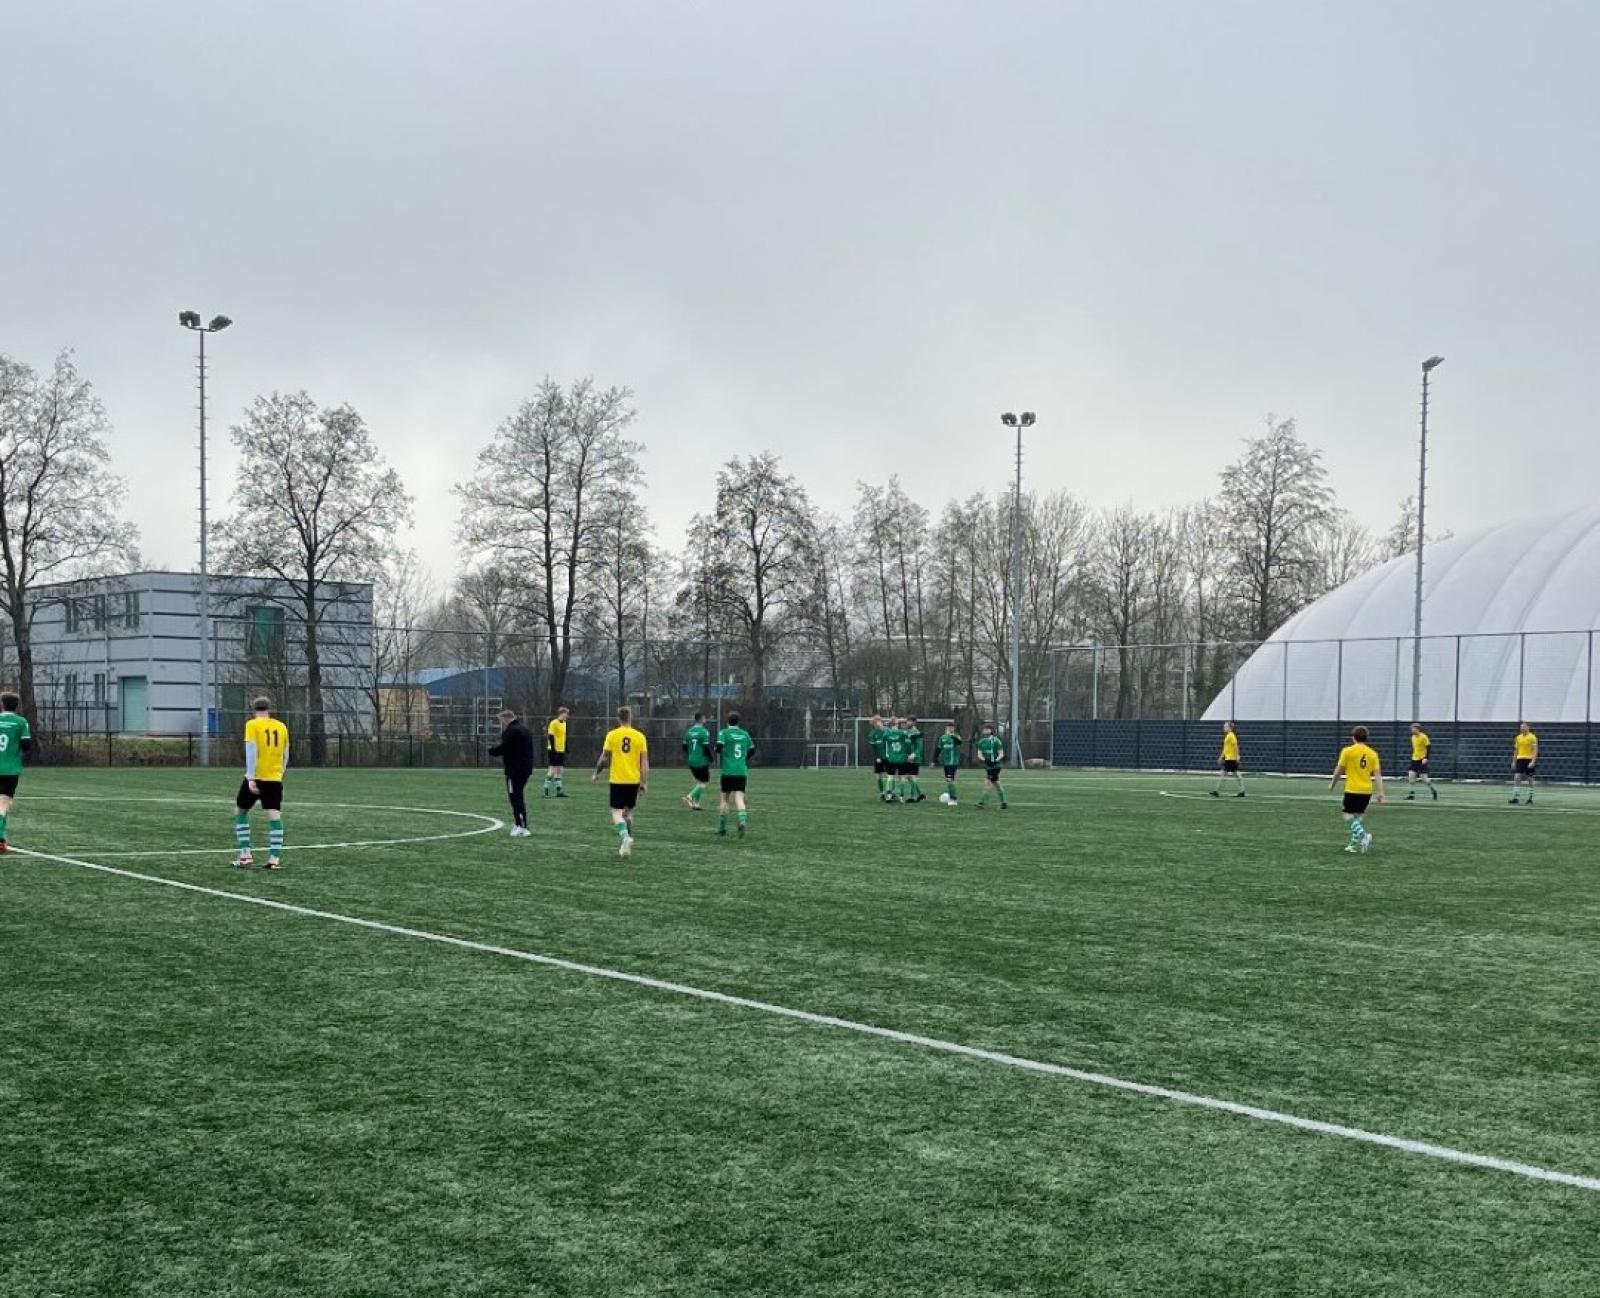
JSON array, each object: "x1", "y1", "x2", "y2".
[{"x1": 119, "y1": 676, "x2": 149, "y2": 732}]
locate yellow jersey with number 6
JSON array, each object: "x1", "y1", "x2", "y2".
[
  {"x1": 1337, "y1": 743, "x2": 1380, "y2": 794},
  {"x1": 245, "y1": 716, "x2": 290, "y2": 782},
  {"x1": 603, "y1": 726, "x2": 648, "y2": 784}
]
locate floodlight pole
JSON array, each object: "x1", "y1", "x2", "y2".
[
  {"x1": 1001, "y1": 411, "x2": 1035, "y2": 767},
  {"x1": 180, "y1": 311, "x2": 233, "y2": 766},
  {"x1": 1411, "y1": 356, "x2": 1443, "y2": 723}
]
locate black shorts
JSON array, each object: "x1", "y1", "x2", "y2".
[
  {"x1": 690, "y1": 764, "x2": 711, "y2": 783},
  {"x1": 721, "y1": 775, "x2": 748, "y2": 794},
  {"x1": 1515, "y1": 758, "x2": 1535, "y2": 775},
  {"x1": 985, "y1": 765, "x2": 1003, "y2": 783},
  {"x1": 609, "y1": 783, "x2": 640, "y2": 810},
  {"x1": 1409, "y1": 759, "x2": 1429, "y2": 774},
  {"x1": 237, "y1": 779, "x2": 284, "y2": 812},
  {"x1": 1342, "y1": 792, "x2": 1371, "y2": 815},
  {"x1": 873, "y1": 758, "x2": 886, "y2": 775},
  {"x1": 905, "y1": 762, "x2": 920, "y2": 776},
  {"x1": 547, "y1": 750, "x2": 566, "y2": 767},
  {"x1": 943, "y1": 765, "x2": 958, "y2": 780},
  {"x1": 0, "y1": 774, "x2": 19, "y2": 798},
  {"x1": 1222, "y1": 759, "x2": 1240, "y2": 773}
]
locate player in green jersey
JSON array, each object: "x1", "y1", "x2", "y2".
[
  {"x1": 975, "y1": 722, "x2": 1008, "y2": 810},
  {"x1": 867, "y1": 712, "x2": 889, "y2": 797},
  {"x1": 714, "y1": 712, "x2": 755, "y2": 838},
  {"x1": 681, "y1": 712, "x2": 713, "y2": 810},
  {"x1": 0, "y1": 692, "x2": 33, "y2": 851},
  {"x1": 934, "y1": 722, "x2": 962, "y2": 804},
  {"x1": 881, "y1": 720, "x2": 908, "y2": 803},
  {"x1": 902, "y1": 717, "x2": 927, "y2": 802}
]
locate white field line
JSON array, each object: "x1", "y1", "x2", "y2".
[
  {"x1": 13, "y1": 844, "x2": 1600, "y2": 1197},
  {"x1": 25, "y1": 797, "x2": 504, "y2": 856},
  {"x1": 1156, "y1": 790, "x2": 1600, "y2": 815}
]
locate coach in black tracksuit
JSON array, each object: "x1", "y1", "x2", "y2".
[{"x1": 489, "y1": 709, "x2": 535, "y2": 835}]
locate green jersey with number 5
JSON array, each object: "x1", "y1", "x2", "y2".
[
  {"x1": 716, "y1": 726, "x2": 755, "y2": 776},
  {"x1": 0, "y1": 711, "x2": 31, "y2": 777}
]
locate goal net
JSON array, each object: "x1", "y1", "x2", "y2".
[
  {"x1": 850, "y1": 717, "x2": 957, "y2": 767},
  {"x1": 808, "y1": 743, "x2": 851, "y2": 769}
]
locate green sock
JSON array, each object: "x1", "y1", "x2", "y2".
[
  {"x1": 269, "y1": 820, "x2": 284, "y2": 856},
  {"x1": 946, "y1": 781, "x2": 957, "y2": 800},
  {"x1": 234, "y1": 813, "x2": 250, "y2": 851},
  {"x1": 1348, "y1": 819, "x2": 1364, "y2": 845},
  {"x1": 737, "y1": 809, "x2": 748, "y2": 827},
  {"x1": 0, "y1": 811, "x2": 9, "y2": 839},
  {"x1": 999, "y1": 789, "x2": 1008, "y2": 808},
  {"x1": 718, "y1": 814, "x2": 728, "y2": 833},
  {"x1": 555, "y1": 777, "x2": 564, "y2": 793},
  {"x1": 616, "y1": 821, "x2": 629, "y2": 841},
  {"x1": 978, "y1": 792, "x2": 988, "y2": 807}
]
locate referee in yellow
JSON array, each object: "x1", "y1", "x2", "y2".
[
  {"x1": 234, "y1": 696, "x2": 290, "y2": 870},
  {"x1": 593, "y1": 706, "x2": 649, "y2": 857},
  {"x1": 543, "y1": 705, "x2": 570, "y2": 798}
]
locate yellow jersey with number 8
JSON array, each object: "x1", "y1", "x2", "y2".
[
  {"x1": 245, "y1": 717, "x2": 290, "y2": 782},
  {"x1": 1337, "y1": 743, "x2": 1380, "y2": 794},
  {"x1": 603, "y1": 726, "x2": 648, "y2": 784}
]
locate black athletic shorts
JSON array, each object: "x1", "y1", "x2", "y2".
[
  {"x1": 1222, "y1": 759, "x2": 1240, "y2": 773},
  {"x1": 985, "y1": 765, "x2": 1003, "y2": 783},
  {"x1": 547, "y1": 750, "x2": 566, "y2": 767},
  {"x1": 873, "y1": 758, "x2": 885, "y2": 775},
  {"x1": 0, "y1": 774, "x2": 19, "y2": 798},
  {"x1": 905, "y1": 762, "x2": 920, "y2": 776},
  {"x1": 690, "y1": 764, "x2": 711, "y2": 784},
  {"x1": 1342, "y1": 792, "x2": 1371, "y2": 815},
  {"x1": 237, "y1": 779, "x2": 284, "y2": 812},
  {"x1": 609, "y1": 782, "x2": 640, "y2": 810},
  {"x1": 942, "y1": 765, "x2": 958, "y2": 781},
  {"x1": 721, "y1": 775, "x2": 748, "y2": 794},
  {"x1": 1515, "y1": 758, "x2": 1535, "y2": 775},
  {"x1": 1409, "y1": 759, "x2": 1429, "y2": 774}
]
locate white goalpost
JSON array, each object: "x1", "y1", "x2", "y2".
[{"x1": 808, "y1": 742, "x2": 851, "y2": 769}]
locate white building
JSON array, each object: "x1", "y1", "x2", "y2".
[
  {"x1": 1206, "y1": 507, "x2": 1600, "y2": 722},
  {"x1": 28, "y1": 572, "x2": 374, "y2": 735}
]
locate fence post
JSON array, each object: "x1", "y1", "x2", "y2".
[
  {"x1": 1453, "y1": 634, "x2": 1462, "y2": 784},
  {"x1": 1180, "y1": 643, "x2": 1190, "y2": 722},
  {"x1": 1335, "y1": 639, "x2": 1343, "y2": 730},
  {"x1": 1229, "y1": 647, "x2": 1237, "y2": 721},
  {"x1": 1091, "y1": 645, "x2": 1101, "y2": 721},
  {"x1": 1517, "y1": 632, "x2": 1526, "y2": 720},
  {"x1": 1587, "y1": 630, "x2": 1594, "y2": 785}
]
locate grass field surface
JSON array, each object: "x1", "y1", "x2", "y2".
[{"x1": 3, "y1": 765, "x2": 1597, "y2": 1296}]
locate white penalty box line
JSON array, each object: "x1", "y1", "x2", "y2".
[{"x1": 15, "y1": 844, "x2": 1600, "y2": 1197}]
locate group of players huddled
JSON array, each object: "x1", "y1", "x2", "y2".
[
  {"x1": 1211, "y1": 718, "x2": 1543, "y2": 855},
  {"x1": 865, "y1": 714, "x2": 1009, "y2": 809}
]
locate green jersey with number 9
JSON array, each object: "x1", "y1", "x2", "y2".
[
  {"x1": 716, "y1": 726, "x2": 755, "y2": 777},
  {"x1": 0, "y1": 711, "x2": 31, "y2": 777}
]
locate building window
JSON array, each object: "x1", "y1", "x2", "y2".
[
  {"x1": 64, "y1": 673, "x2": 78, "y2": 704},
  {"x1": 248, "y1": 605, "x2": 285, "y2": 661},
  {"x1": 122, "y1": 591, "x2": 141, "y2": 629},
  {"x1": 93, "y1": 673, "x2": 107, "y2": 705}
]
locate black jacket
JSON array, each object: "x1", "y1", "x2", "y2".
[{"x1": 488, "y1": 719, "x2": 535, "y2": 775}]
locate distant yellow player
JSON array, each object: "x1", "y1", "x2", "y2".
[
  {"x1": 234, "y1": 696, "x2": 289, "y2": 870},
  {"x1": 1211, "y1": 721, "x2": 1244, "y2": 798},
  {"x1": 1405, "y1": 723, "x2": 1438, "y2": 801},
  {"x1": 544, "y1": 705, "x2": 570, "y2": 797},
  {"x1": 1510, "y1": 721, "x2": 1539, "y2": 805},
  {"x1": 1330, "y1": 725, "x2": 1384, "y2": 855}
]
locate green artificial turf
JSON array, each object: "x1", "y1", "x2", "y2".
[{"x1": 2, "y1": 766, "x2": 1597, "y2": 1296}]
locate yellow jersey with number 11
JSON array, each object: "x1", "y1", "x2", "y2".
[{"x1": 244, "y1": 716, "x2": 290, "y2": 782}]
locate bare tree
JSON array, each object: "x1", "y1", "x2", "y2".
[
  {"x1": 215, "y1": 392, "x2": 412, "y2": 764},
  {"x1": 456, "y1": 378, "x2": 641, "y2": 713},
  {"x1": 1217, "y1": 416, "x2": 1335, "y2": 642},
  {"x1": 1306, "y1": 511, "x2": 1381, "y2": 598},
  {"x1": 696, "y1": 453, "x2": 818, "y2": 735},
  {"x1": 587, "y1": 488, "x2": 654, "y2": 702},
  {"x1": 0, "y1": 351, "x2": 135, "y2": 718},
  {"x1": 370, "y1": 549, "x2": 434, "y2": 742},
  {"x1": 1087, "y1": 505, "x2": 1155, "y2": 718}
]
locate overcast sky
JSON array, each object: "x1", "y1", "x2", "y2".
[{"x1": 5, "y1": 0, "x2": 1596, "y2": 585}]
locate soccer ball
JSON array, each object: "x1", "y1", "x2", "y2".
[{"x1": 938, "y1": 792, "x2": 951, "y2": 805}]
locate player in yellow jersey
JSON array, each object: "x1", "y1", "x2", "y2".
[
  {"x1": 1405, "y1": 723, "x2": 1438, "y2": 801},
  {"x1": 1210, "y1": 721, "x2": 1244, "y2": 797},
  {"x1": 234, "y1": 697, "x2": 290, "y2": 869},
  {"x1": 543, "y1": 705, "x2": 570, "y2": 798},
  {"x1": 592, "y1": 705, "x2": 649, "y2": 857},
  {"x1": 1510, "y1": 721, "x2": 1539, "y2": 804},
  {"x1": 1329, "y1": 725, "x2": 1384, "y2": 855}
]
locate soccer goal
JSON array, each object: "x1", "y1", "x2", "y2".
[
  {"x1": 850, "y1": 717, "x2": 958, "y2": 767},
  {"x1": 809, "y1": 743, "x2": 851, "y2": 769}
]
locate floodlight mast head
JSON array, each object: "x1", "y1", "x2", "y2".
[
  {"x1": 1423, "y1": 355, "x2": 1445, "y2": 373},
  {"x1": 1019, "y1": 411, "x2": 1036, "y2": 427},
  {"x1": 178, "y1": 310, "x2": 202, "y2": 328},
  {"x1": 1000, "y1": 412, "x2": 1018, "y2": 427},
  {"x1": 208, "y1": 314, "x2": 232, "y2": 332}
]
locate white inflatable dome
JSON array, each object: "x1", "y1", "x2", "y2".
[{"x1": 1205, "y1": 507, "x2": 1600, "y2": 722}]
